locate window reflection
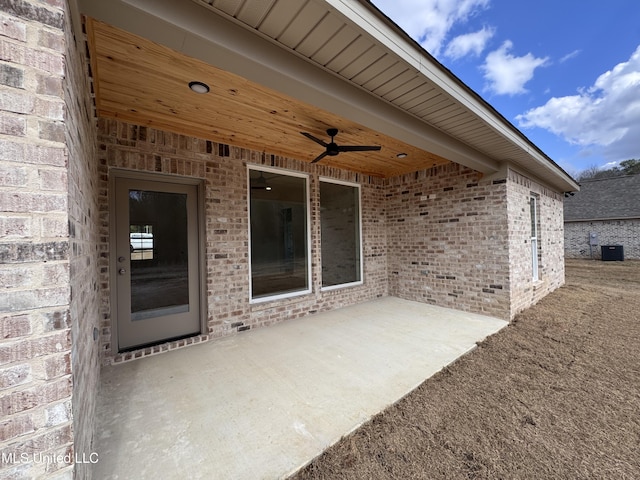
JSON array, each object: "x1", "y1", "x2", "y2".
[
  {"x1": 320, "y1": 181, "x2": 362, "y2": 288},
  {"x1": 249, "y1": 169, "x2": 309, "y2": 299},
  {"x1": 129, "y1": 190, "x2": 189, "y2": 319}
]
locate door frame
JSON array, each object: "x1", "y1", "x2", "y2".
[{"x1": 109, "y1": 169, "x2": 207, "y2": 353}]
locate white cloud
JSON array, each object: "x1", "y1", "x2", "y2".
[
  {"x1": 481, "y1": 41, "x2": 549, "y2": 95},
  {"x1": 600, "y1": 161, "x2": 620, "y2": 170},
  {"x1": 444, "y1": 26, "x2": 495, "y2": 59},
  {"x1": 560, "y1": 49, "x2": 581, "y2": 63},
  {"x1": 517, "y1": 45, "x2": 640, "y2": 161},
  {"x1": 372, "y1": 0, "x2": 490, "y2": 56}
]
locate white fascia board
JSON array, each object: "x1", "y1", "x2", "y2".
[
  {"x1": 79, "y1": 0, "x2": 500, "y2": 173},
  {"x1": 328, "y1": 0, "x2": 578, "y2": 190},
  {"x1": 325, "y1": 1, "x2": 506, "y2": 126},
  {"x1": 523, "y1": 151, "x2": 579, "y2": 191}
]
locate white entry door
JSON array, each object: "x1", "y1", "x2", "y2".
[{"x1": 113, "y1": 175, "x2": 202, "y2": 350}]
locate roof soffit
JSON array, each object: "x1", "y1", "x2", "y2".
[
  {"x1": 79, "y1": 0, "x2": 501, "y2": 174},
  {"x1": 78, "y1": 0, "x2": 577, "y2": 190}
]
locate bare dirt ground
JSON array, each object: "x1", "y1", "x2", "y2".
[{"x1": 293, "y1": 259, "x2": 640, "y2": 479}]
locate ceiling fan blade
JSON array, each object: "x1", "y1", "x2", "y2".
[
  {"x1": 311, "y1": 151, "x2": 329, "y2": 163},
  {"x1": 338, "y1": 145, "x2": 382, "y2": 152},
  {"x1": 300, "y1": 132, "x2": 328, "y2": 147}
]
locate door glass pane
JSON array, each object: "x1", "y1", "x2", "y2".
[
  {"x1": 249, "y1": 170, "x2": 309, "y2": 299},
  {"x1": 129, "y1": 190, "x2": 189, "y2": 320},
  {"x1": 320, "y1": 181, "x2": 361, "y2": 287}
]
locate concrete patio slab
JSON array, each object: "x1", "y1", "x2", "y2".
[{"x1": 93, "y1": 297, "x2": 507, "y2": 479}]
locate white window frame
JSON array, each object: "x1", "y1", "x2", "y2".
[
  {"x1": 247, "y1": 165, "x2": 312, "y2": 303},
  {"x1": 319, "y1": 177, "x2": 364, "y2": 291},
  {"x1": 530, "y1": 194, "x2": 539, "y2": 281}
]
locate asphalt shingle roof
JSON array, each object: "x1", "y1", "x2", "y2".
[{"x1": 564, "y1": 174, "x2": 640, "y2": 221}]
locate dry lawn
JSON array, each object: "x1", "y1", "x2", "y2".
[{"x1": 293, "y1": 259, "x2": 640, "y2": 479}]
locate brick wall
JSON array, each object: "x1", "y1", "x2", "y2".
[
  {"x1": 1, "y1": 0, "x2": 75, "y2": 478},
  {"x1": 64, "y1": 3, "x2": 101, "y2": 479},
  {"x1": 386, "y1": 163, "x2": 512, "y2": 319},
  {"x1": 0, "y1": 3, "x2": 574, "y2": 476},
  {"x1": 96, "y1": 120, "x2": 569, "y2": 364},
  {"x1": 565, "y1": 219, "x2": 640, "y2": 259},
  {"x1": 506, "y1": 169, "x2": 565, "y2": 317},
  {"x1": 96, "y1": 119, "x2": 388, "y2": 364}
]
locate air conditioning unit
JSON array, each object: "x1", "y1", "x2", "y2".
[{"x1": 601, "y1": 245, "x2": 624, "y2": 261}]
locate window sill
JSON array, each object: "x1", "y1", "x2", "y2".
[{"x1": 321, "y1": 280, "x2": 364, "y2": 292}]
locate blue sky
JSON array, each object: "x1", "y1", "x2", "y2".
[{"x1": 371, "y1": 0, "x2": 640, "y2": 177}]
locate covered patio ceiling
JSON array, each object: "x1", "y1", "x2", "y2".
[
  {"x1": 85, "y1": 18, "x2": 451, "y2": 178},
  {"x1": 77, "y1": 0, "x2": 579, "y2": 190}
]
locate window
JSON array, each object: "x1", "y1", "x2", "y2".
[
  {"x1": 320, "y1": 178, "x2": 362, "y2": 289},
  {"x1": 249, "y1": 168, "x2": 310, "y2": 301},
  {"x1": 530, "y1": 194, "x2": 540, "y2": 281}
]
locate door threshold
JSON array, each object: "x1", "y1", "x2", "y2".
[{"x1": 112, "y1": 332, "x2": 209, "y2": 364}]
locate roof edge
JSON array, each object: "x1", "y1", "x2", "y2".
[
  {"x1": 330, "y1": 0, "x2": 578, "y2": 191},
  {"x1": 566, "y1": 217, "x2": 640, "y2": 222}
]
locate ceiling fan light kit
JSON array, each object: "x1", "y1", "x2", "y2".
[
  {"x1": 251, "y1": 172, "x2": 272, "y2": 190},
  {"x1": 300, "y1": 128, "x2": 381, "y2": 163}
]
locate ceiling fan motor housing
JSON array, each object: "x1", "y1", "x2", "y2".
[{"x1": 300, "y1": 127, "x2": 381, "y2": 163}]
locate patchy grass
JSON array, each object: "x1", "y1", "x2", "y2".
[{"x1": 292, "y1": 259, "x2": 640, "y2": 479}]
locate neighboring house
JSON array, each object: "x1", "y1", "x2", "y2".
[
  {"x1": 564, "y1": 174, "x2": 640, "y2": 260},
  {"x1": 1, "y1": 0, "x2": 578, "y2": 477}
]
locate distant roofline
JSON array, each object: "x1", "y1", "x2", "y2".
[
  {"x1": 566, "y1": 216, "x2": 640, "y2": 222},
  {"x1": 575, "y1": 173, "x2": 640, "y2": 184}
]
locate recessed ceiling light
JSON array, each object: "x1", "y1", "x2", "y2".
[
  {"x1": 397, "y1": 153, "x2": 408, "y2": 158},
  {"x1": 188, "y1": 81, "x2": 210, "y2": 94}
]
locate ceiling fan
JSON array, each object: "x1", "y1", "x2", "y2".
[
  {"x1": 300, "y1": 128, "x2": 381, "y2": 163},
  {"x1": 250, "y1": 172, "x2": 272, "y2": 190}
]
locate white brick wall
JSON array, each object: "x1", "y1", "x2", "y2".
[
  {"x1": 96, "y1": 119, "x2": 389, "y2": 364},
  {"x1": 64, "y1": 3, "x2": 101, "y2": 479},
  {"x1": 507, "y1": 169, "x2": 565, "y2": 317},
  {"x1": 386, "y1": 164, "x2": 511, "y2": 319},
  {"x1": 93, "y1": 119, "x2": 572, "y2": 367},
  {"x1": 565, "y1": 220, "x2": 640, "y2": 259},
  {"x1": 0, "y1": 1, "x2": 75, "y2": 478},
  {"x1": 1, "y1": 8, "x2": 570, "y2": 475},
  {"x1": 0, "y1": 1, "x2": 100, "y2": 478}
]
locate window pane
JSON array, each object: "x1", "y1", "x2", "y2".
[
  {"x1": 530, "y1": 195, "x2": 540, "y2": 280},
  {"x1": 129, "y1": 190, "x2": 189, "y2": 320},
  {"x1": 320, "y1": 181, "x2": 361, "y2": 287},
  {"x1": 530, "y1": 196, "x2": 537, "y2": 238},
  {"x1": 250, "y1": 170, "x2": 308, "y2": 299}
]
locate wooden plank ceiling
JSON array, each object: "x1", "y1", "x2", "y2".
[{"x1": 85, "y1": 18, "x2": 452, "y2": 178}]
